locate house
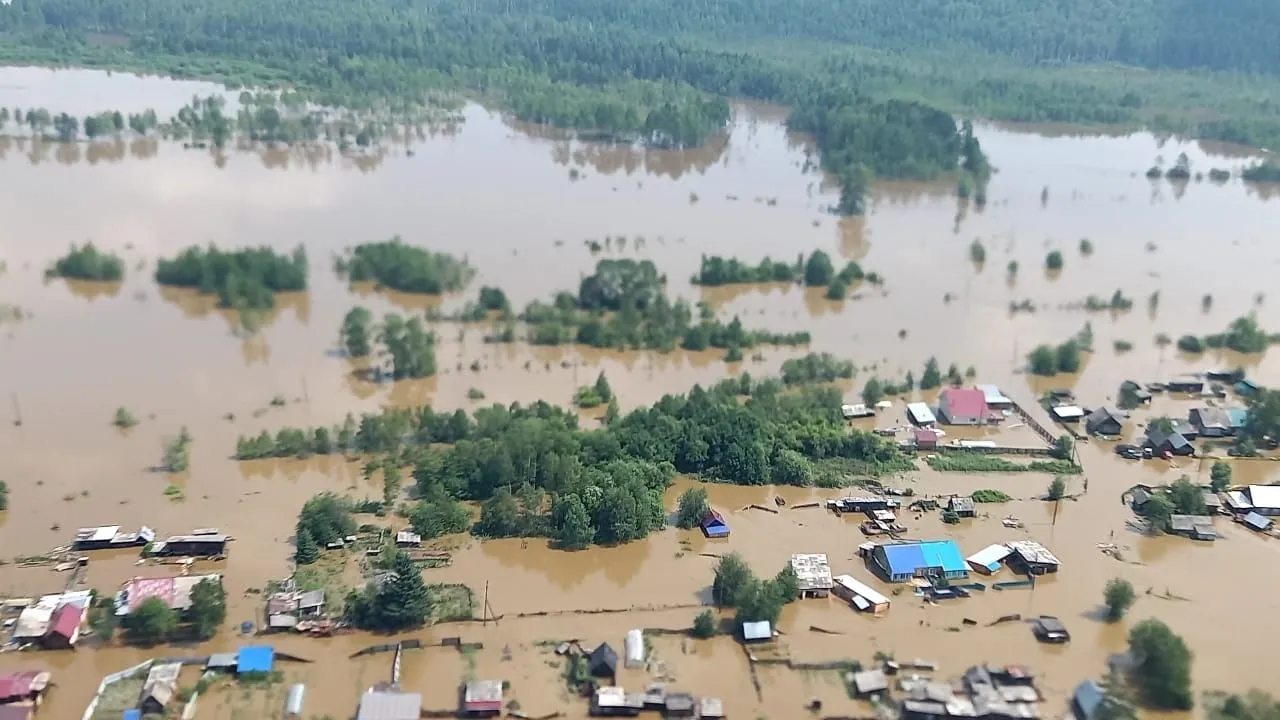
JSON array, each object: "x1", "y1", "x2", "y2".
[
  {"x1": 1244, "y1": 512, "x2": 1273, "y2": 532},
  {"x1": 1202, "y1": 491, "x2": 1223, "y2": 513},
  {"x1": 977, "y1": 384, "x2": 1012, "y2": 408},
  {"x1": 462, "y1": 680, "x2": 504, "y2": 717},
  {"x1": 790, "y1": 554, "x2": 834, "y2": 598},
  {"x1": 1166, "y1": 379, "x2": 1204, "y2": 393},
  {"x1": 1170, "y1": 418, "x2": 1198, "y2": 440},
  {"x1": 149, "y1": 534, "x2": 229, "y2": 557},
  {"x1": 1005, "y1": 540, "x2": 1061, "y2": 575},
  {"x1": 206, "y1": 653, "x2": 238, "y2": 673},
  {"x1": 114, "y1": 573, "x2": 222, "y2": 616},
  {"x1": 139, "y1": 662, "x2": 182, "y2": 715},
  {"x1": 870, "y1": 541, "x2": 969, "y2": 582},
  {"x1": 938, "y1": 388, "x2": 988, "y2": 425},
  {"x1": 700, "y1": 510, "x2": 729, "y2": 539},
  {"x1": 1222, "y1": 490, "x2": 1253, "y2": 516},
  {"x1": 841, "y1": 403, "x2": 875, "y2": 419},
  {"x1": 1143, "y1": 429, "x2": 1194, "y2": 457},
  {"x1": 851, "y1": 669, "x2": 889, "y2": 698},
  {"x1": 0, "y1": 706, "x2": 30, "y2": 720},
  {"x1": 913, "y1": 427, "x2": 941, "y2": 450},
  {"x1": 1071, "y1": 680, "x2": 1105, "y2": 720},
  {"x1": 907, "y1": 402, "x2": 937, "y2": 427},
  {"x1": 1228, "y1": 408, "x2": 1249, "y2": 433},
  {"x1": 741, "y1": 621, "x2": 772, "y2": 642},
  {"x1": 1235, "y1": 378, "x2": 1260, "y2": 397},
  {"x1": 835, "y1": 496, "x2": 898, "y2": 513},
  {"x1": 1051, "y1": 405, "x2": 1085, "y2": 423},
  {"x1": 831, "y1": 574, "x2": 890, "y2": 615},
  {"x1": 1190, "y1": 408, "x2": 1233, "y2": 437},
  {"x1": 40, "y1": 603, "x2": 84, "y2": 649},
  {"x1": 71, "y1": 525, "x2": 155, "y2": 551},
  {"x1": 1119, "y1": 380, "x2": 1152, "y2": 405},
  {"x1": 0, "y1": 671, "x2": 50, "y2": 705},
  {"x1": 1246, "y1": 485, "x2": 1280, "y2": 515},
  {"x1": 591, "y1": 687, "x2": 643, "y2": 717},
  {"x1": 1124, "y1": 485, "x2": 1153, "y2": 512},
  {"x1": 588, "y1": 643, "x2": 618, "y2": 678},
  {"x1": 966, "y1": 544, "x2": 1012, "y2": 575},
  {"x1": 1084, "y1": 407, "x2": 1124, "y2": 436},
  {"x1": 1032, "y1": 617, "x2": 1070, "y2": 643},
  {"x1": 237, "y1": 645, "x2": 275, "y2": 674},
  {"x1": 1169, "y1": 515, "x2": 1217, "y2": 541},
  {"x1": 357, "y1": 691, "x2": 423, "y2": 720},
  {"x1": 947, "y1": 496, "x2": 976, "y2": 518},
  {"x1": 10, "y1": 606, "x2": 52, "y2": 644}
]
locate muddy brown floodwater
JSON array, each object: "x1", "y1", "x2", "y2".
[{"x1": 2, "y1": 65, "x2": 1280, "y2": 719}]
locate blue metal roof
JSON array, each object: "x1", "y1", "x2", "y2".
[
  {"x1": 882, "y1": 541, "x2": 965, "y2": 575},
  {"x1": 237, "y1": 645, "x2": 275, "y2": 673},
  {"x1": 123, "y1": 711, "x2": 142, "y2": 720}
]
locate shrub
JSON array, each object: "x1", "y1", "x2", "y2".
[
  {"x1": 970, "y1": 489, "x2": 1011, "y2": 503},
  {"x1": 691, "y1": 609, "x2": 717, "y2": 638},
  {"x1": 676, "y1": 487, "x2": 710, "y2": 529},
  {"x1": 1045, "y1": 251, "x2": 1064, "y2": 270},
  {"x1": 1103, "y1": 578, "x2": 1135, "y2": 621},
  {"x1": 1046, "y1": 476, "x2": 1068, "y2": 500},
  {"x1": 1176, "y1": 335, "x2": 1204, "y2": 353}
]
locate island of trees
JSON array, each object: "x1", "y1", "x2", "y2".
[
  {"x1": 335, "y1": 238, "x2": 473, "y2": 295},
  {"x1": 155, "y1": 244, "x2": 308, "y2": 311},
  {"x1": 250, "y1": 369, "x2": 911, "y2": 548},
  {"x1": 515, "y1": 259, "x2": 809, "y2": 353},
  {"x1": 46, "y1": 243, "x2": 125, "y2": 282},
  {"x1": 691, "y1": 251, "x2": 870, "y2": 301}
]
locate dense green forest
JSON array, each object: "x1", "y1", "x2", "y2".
[
  {"x1": 154, "y1": 244, "x2": 307, "y2": 310},
  {"x1": 240, "y1": 371, "x2": 912, "y2": 547},
  {"x1": 2, "y1": 0, "x2": 1279, "y2": 204},
  {"x1": 516, "y1": 259, "x2": 808, "y2": 352}
]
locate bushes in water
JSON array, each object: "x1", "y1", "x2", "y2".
[
  {"x1": 970, "y1": 489, "x2": 1011, "y2": 503},
  {"x1": 336, "y1": 237, "x2": 474, "y2": 294},
  {"x1": 926, "y1": 454, "x2": 1081, "y2": 474},
  {"x1": 521, "y1": 259, "x2": 809, "y2": 351},
  {"x1": 1242, "y1": 161, "x2": 1280, "y2": 183},
  {"x1": 692, "y1": 254, "x2": 798, "y2": 285},
  {"x1": 1177, "y1": 335, "x2": 1204, "y2": 353},
  {"x1": 780, "y1": 352, "x2": 854, "y2": 385},
  {"x1": 1027, "y1": 339, "x2": 1081, "y2": 375},
  {"x1": 1045, "y1": 250, "x2": 1064, "y2": 270},
  {"x1": 47, "y1": 243, "x2": 124, "y2": 281},
  {"x1": 156, "y1": 244, "x2": 307, "y2": 310}
]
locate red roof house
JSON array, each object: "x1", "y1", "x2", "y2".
[
  {"x1": 42, "y1": 604, "x2": 84, "y2": 649},
  {"x1": 0, "y1": 671, "x2": 50, "y2": 704},
  {"x1": 937, "y1": 388, "x2": 989, "y2": 425}
]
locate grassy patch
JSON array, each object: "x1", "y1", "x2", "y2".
[
  {"x1": 970, "y1": 489, "x2": 1012, "y2": 502},
  {"x1": 292, "y1": 552, "x2": 351, "y2": 604},
  {"x1": 427, "y1": 583, "x2": 476, "y2": 622},
  {"x1": 928, "y1": 454, "x2": 1082, "y2": 474}
]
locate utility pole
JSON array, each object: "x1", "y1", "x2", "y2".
[{"x1": 482, "y1": 581, "x2": 489, "y2": 626}]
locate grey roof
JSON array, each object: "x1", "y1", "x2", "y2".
[
  {"x1": 1034, "y1": 617, "x2": 1067, "y2": 633},
  {"x1": 1169, "y1": 515, "x2": 1214, "y2": 533},
  {"x1": 1129, "y1": 487, "x2": 1151, "y2": 506},
  {"x1": 1192, "y1": 407, "x2": 1231, "y2": 429},
  {"x1": 296, "y1": 590, "x2": 325, "y2": 609},
  {"x1": 1072, "y1": 681, "x2": 1104, "y2": 720},
  {"x1": 1085, "y1": 407, "x2": 1124, "y2": 432},
  {"x1": 949, "y1": 496, "x2": 975, "y2": 512},
  {"x1": 206, "y1": 652, "x2": 238, "y2": 669},
  {"x1": 356, "y1": 691, "x2": 423, "y2": 720},
  {"x1": 1244, "y1": 512, "x2": 1273, "y2": 531},
  {"x1": 1145, "y1": 429, "x2": 1190, "y2": 450}
]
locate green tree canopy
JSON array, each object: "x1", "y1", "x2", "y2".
[
  {"x1": 1103, "y1": 578, "x2": 1136, "y2": 621},
  {"x1": 675, "y1": 486, "x2": 710, "y2": 529},
  {"x1": 1127, "y1": 618, "x2": 1194, "y2": 710},
  {"x1": 712, "y1": 552, "x2": 754, "y2": 606},
  {"x1": 123, "y1": 597, "x2": 178, "y2": 644},
  {"x1": 188, "y1": 578, "x2": 227, "y2": 640}
]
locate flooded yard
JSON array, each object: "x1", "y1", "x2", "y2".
[{"x1": 2, "y1": 65, "x2": 1280, "y2": 719}]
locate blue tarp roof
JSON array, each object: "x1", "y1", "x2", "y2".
[
  {"x1": 123, "y1": 711, "x2": 142, "y2": 720},
  {"x1": 882, "y1": 541, "x2": 966, "y2": 575},
  {"x1": 237, "y1": 645, "x2": 275, "y2": 673}
]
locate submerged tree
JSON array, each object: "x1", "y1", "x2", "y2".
[
  {"x1": 1127, "y1": 618, "x2": 1194, "y2": 710},
  {"x1": 676, "y1": 486, "x2": 710, "y2": 529}
]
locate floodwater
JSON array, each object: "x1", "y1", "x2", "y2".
[{"x1": 2, "y1": 64, "x2": 1280, "y2": 718}]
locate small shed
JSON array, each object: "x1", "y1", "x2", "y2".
[
  {"x1": 741, "y1": 620, "x2": 772, "y2": 642},
  {"x1": 947, "y1": 496, "x2": 975, "y2": 518},
  {"x1": 207, "y1": 653, "x2": 238, "y2": 672},
  {"x1": 698, "y1": 698, "x2": 725, "y2": 719},
  {"x1": 700, "y1": 510, "x2": 729, "y2": 539},
  {"x1": 1169, "y1": 515, "x2": 1216, "y2": 540},
  {"x1": 462, "y1": 680, "x2": 504, "y2": 717},
  {"x1": 906, "y1": 402, "x2": 936, "y2": 427},
  {"x1": 977, "y1": 384, "x2": 1012, "y2": 408},
  {"x1": 1244, "y1": 512, "x2": 1273, "y2": 532},
  {"x1": 237, "y1": 645, "x2": 276, "y2": 674},
  {"x1": 395, "y1": 530, "x2": 422, "y2": 547},
  {"x1": 665, "y1": 692, "x2": 696, "y2": 718},
  {"x1": 966, "y1": 544, "x2": 1012, "y2": 575},
  {"x1": 831, "y1": 574, "x2": 890, "y2": 615},
  {"x1": 1166, "y1": 379, "x2": 1204, "y2": 393},
  {"x1": 912, "y1": 427, "x2": 941, "y2": 450},
  {"x1": 357, "y1": 691, "x2": 423, "y2": 720},
  {"x1": 1032, "y1": 617, "x2": 1070, "y2": 643},
  {"x1": 624, "y1": 629, "x2": 645, "y2": 669},
  {"x1": 139, "y1": 663, "x2": 182, "y2": 715},
  {"x1": 852, "y1": 669, "x2": 889, "y2": 697},
  {"x1": 588, "y1": 642, "x2": 618, "y2": 678},
  {"x1": 1051, "y1": 405, "x2": 1085, "y2": 423},
  {"x1": 1005, "y1": 540, "x2": 1061, "y2": 575}
]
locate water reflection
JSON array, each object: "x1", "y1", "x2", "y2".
[
  {"x1": 59, "y1": 278, "x2": 123, "y2": 301},
  {"x1": 157, "y1": 286, "x2": 311, "y2": 332}
]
